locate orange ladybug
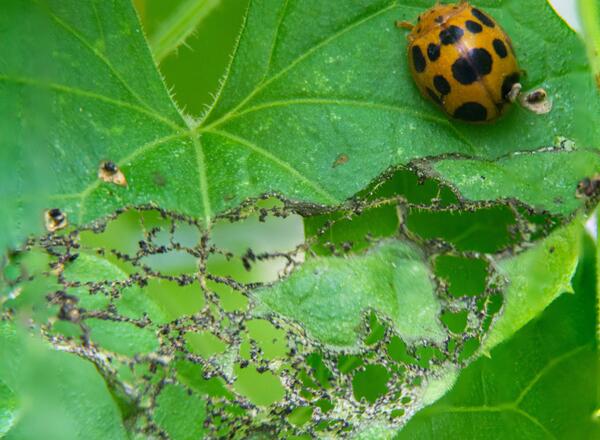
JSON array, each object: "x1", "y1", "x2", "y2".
[{"x1": 398, "y1": 2, "x2": 521, "y2": 123}]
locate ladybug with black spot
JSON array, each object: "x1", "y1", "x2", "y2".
[{"x1": 397, "y1": 1, "x2": 522, "y2": 123}]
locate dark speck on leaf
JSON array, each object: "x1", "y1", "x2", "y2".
[
  {"x1": 153, "y1": 172, "x2": 166, "y2": 187},
  {"x1": 333, "y1": 154, "x2": 349, "y2": 168}
]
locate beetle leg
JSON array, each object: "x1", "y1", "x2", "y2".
[{"x1": 506, "y1": 82, "x2": 522, "y2": 103}]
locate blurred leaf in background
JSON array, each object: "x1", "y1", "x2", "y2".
[
  {"x1": 135, "y1": 0, "x2": 250, "y2": 115},
  {"x1": 0, "y1": 321, "x2": 129, "y2": 440}
]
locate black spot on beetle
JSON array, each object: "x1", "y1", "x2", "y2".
[
  {"x1": 454, "y1": 102, "x2": 488, "y2": 121},
  {"x1": 493, "y1": 39, "x2": 508, "y2": 58},
  {"x1": 469, "y1": 48, "x2": 493, "y2": 76},
  {"x1": 440, "y1": 25, "x2": 464, "y2": 45},
  {"x1": 426, "y1": 87, "x2": 442, "y2": 105},
  {"x1": 433, "y1": 75, "x2": 451, "y2": 95},
  {"x1": 452, "y1": 57, "x2": 478, "y2": 84},
  {"x1": 501, "y1": 72, "x2": 520, "y2": 100},
  {"x1": 412, "y1": 45, "x2": 426, "y2": 72},
  {"x1": 465, "y1": 20, "x2": 483, "y2": 33},
  {"x1": 471, "y1": 8, "x2": 495, "y2": 27},
  {"x1": 435, "y1": 15, "x2": 444, "y2": 24},
  {"x1": 427, "y1": 43, "x2": 441, "y2": 61},
  {"x1": 451, "y1": 49, "x2": 493, "y2": 85}
]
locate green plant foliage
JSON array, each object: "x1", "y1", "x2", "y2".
[
  {"x1": 0, "y1": 321, "x2": 128, "y2": 440},
  {"x1": 153, "y1": 383, "x2": 206, "y2": 440},
  {"x1": 578, "y1": 0, "x2": 600, "y2": 88},
  {"x1": 1, "y1": 0, "x2": 599, "y2": 438},
  {"x1": 2, "y1": 0, "x2": 598, "y2": 250},
  {"x1": 397, "y1": 234, "x2": 599, "y2": 439},
  {"x1": 484, "y1": 221, "x2": 582, "y2": 351},
  {"x1": 148, "y1": 0, "x2": 224, "y2": 62},
  {"x1": 0, "y1": 378, "x2": 18, "y2": 437},
  {"x1": 257, "y1": 240, "x2": 446, "y2": 347}
]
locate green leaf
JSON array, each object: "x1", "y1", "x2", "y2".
[
  {"x1": 396, "y1": 233, "x2": 599, "y2": 439},
  {"x1": 255, "y1": 240, "x2": 446, "y2": 348},
  {"x1": 137, "y1": 0, "x2": 250, "y2": 115},
  {"x1": 0, "y1": 321, "x2": 128, "y2": 440},
  {"x1": 432, "y1": 150, "x2": 600, "y2": 216},
  {"x1": 2, "y1": 0, "x2": 600, "y2": 436},
  {"x1": 3, "y1": 0, "x2": 599, "y2": 251},
  {"x1": 483, "y1": 219, "x2": 582, "y2": 351},
  {"x1": 153, "y1": 383, "x2": 206, "y2": 440},
  {"x1": 578, "y1": 0, "x2": 600, "y2": 88},
  {"x1": 148, "y1": 0, "x2": 224, "y2": 62},
  {"x1": 0, "y1": 378, "x2": 18, "y2": 437}
]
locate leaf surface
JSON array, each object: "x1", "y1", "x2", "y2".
[
  {"x1": 1, "y1": 0, "x2": 599, "y2": 436},
  {"x1": 256, "y1": 240, "x2": 446, "y2": 347},
  {"x1": 397, "y1": 234, "x2": 599, "y2": 439},
  {"x1": 0, "y1": 321, "x2": 129, "y2": 440},
  {"x1": 2, "y1": 0, "x2": 599, "y2": 250}
]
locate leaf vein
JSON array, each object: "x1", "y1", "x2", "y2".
[
  {"x1": 76, "y1": 131, "x2": 191, "y2": 223},
  {"x1": 204, "y1": 97, "x2": 475, "y2": 152},
  {"x1": 514, "y1": 344, "x2": 588, "y2": 405},
  {"x1": 190, "y1": 132, "x2": 212, "y2": 226},
  {"x1": 263, "y1": 0, "x2": 291, "y2": 78},
  {"x1": 423, "y1": 344, "x2": 590, "y2": 439},
  {"x1": 201, "y1": 1, "x2": 400, "y2": 129},
  {"x1": 0, "y1": 75, "x2": 184, "y2": 132},
  {"x1": 207, "y1": 129, "x2": 339, "y2": 204},
  {"x1": 43, "y1": 4, "x2": 157, "y2": 115}
]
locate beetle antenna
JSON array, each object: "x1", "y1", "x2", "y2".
[{"x1": 395, "y1": 20, "x2": 414, "y2": 30}]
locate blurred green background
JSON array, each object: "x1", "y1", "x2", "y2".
[{"x1": 133, "y1": 0, "x2": 250, "y2": 116}]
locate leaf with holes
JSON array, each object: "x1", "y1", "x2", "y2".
[
  {"x1": 397, "y1": 234, "x2": 599, "y2": 439},
  {"x1": 1, "y1": 0, "x2": 600, "y2": 438},
  {"x1": 2, "y1": 0, "x2": 599, "y2": 250}
]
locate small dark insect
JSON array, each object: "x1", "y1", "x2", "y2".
[
  {"x1": 333, "y1": 154, "x2": 349, "y2": 168},
  {"x1": 103, "y1": 160, "x2": 118, "y2": 173},
  {"x1": 525, "y1": 89, "x2": 547, "y2": 104},
  {"x1": 576, "y1": 175, "x2": 600, "y2": 198},
  {"x1": 44, "y1": 208, "x2": 68, "y2": 232},
  {"x1": 98, "y1": 160, "x2": 127, "y2": 186},
  {"x1": 518, "y1": 87, "x2": 552, "y2": 114},
  {"x1": 58, "y1": 303, "x2": 82, "y2": 323}
]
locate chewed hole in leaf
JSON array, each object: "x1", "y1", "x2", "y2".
[
  {"x1": 185, "y1": 331, "x2": 227, "y2": 358},
  {"x1": 0, "y1": 165, "x2": 578, "y2": 437},
  {"x1": 352, "y1": 364, "x2": 390, "y2": 404},
  {"x1": 434, "y1": 255, "x2": 489, "y2": 298},
  {"x1": 233, "y1": 365, "x2": 286, "y2": 407},
  {"x1": 304, "y1": 204, "x2": 399, "y2": 256},
  {"x1": 405, "y1": 205, "x2": 522, "y2": 253},
  {"x1": 359, "y1": 168, "x2": 460, "y2": 206}
]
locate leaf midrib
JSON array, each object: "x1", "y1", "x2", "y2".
[{"x1": 32, "y1": 0, "x2": 592, "y2": 231}]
